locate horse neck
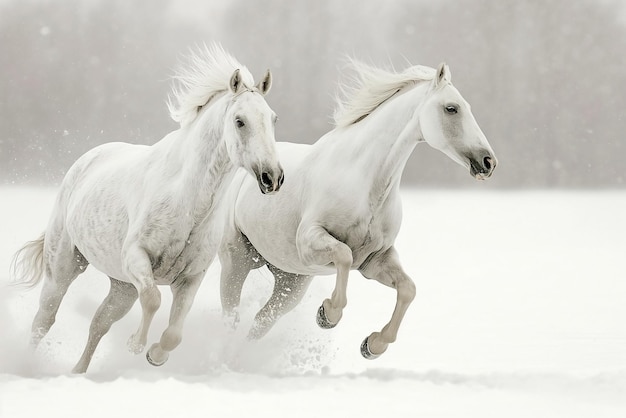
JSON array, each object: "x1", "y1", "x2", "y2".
[
  {"x1": 175, "y1": 101, "x2": 234, "y2": 223},
  {"x1": 329, "y1": 82, "x2": 429, "y2": 206}
]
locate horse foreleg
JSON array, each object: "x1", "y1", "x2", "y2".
[
  {"x1": 145, "y1": 274, "x2": 203, "y2": 367},
  {"x1": 122, "y1": 244, "x2": 161, "y2": 354},
  {"x1": 72, "y1": 277, "x2": 137, "y2": 373},
  {"x1": 358, "y1": 246, "x2": 416, "y2": 359},
  {"x1": 297, "y1": 224, "x2": 353, "y2": 328},
  {"x1": 249, "y1": 265, "x2": 313, "y2": 339}
]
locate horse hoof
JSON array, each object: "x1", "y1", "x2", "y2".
[
  {"x1": 360, "y1": 337, "x2": 381, "y2": 360},
  {"x1": 127, "y1": 335, "x2": 145, "y2": 354},
  {"x1": 316, "y1": 304, "x2": 337, "y2": 329},
  {"x1": 146, "y1": 345, "x2": 167, "y2": 367}
]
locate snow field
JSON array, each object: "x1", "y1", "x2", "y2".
[{"x1": 1, "y1": 187, "x2": 625, "y2": 417}]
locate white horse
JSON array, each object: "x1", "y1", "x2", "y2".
[
  {"x1": 11, "y1": 44, "x2": 283, "y2": 373},
  {"x1": 219, "y1": 61, "x2": 497, "y2": 359}
]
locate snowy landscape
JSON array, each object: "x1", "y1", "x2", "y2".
[
  {"x1": 1, "y1": 186, "x2": 624, "y2": 417},
  {"x1": 1, "y1": 0, "x2": 625, "y2": 416}
]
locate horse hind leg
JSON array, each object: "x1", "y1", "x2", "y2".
[
  {"x1": 72, "y1": 277, "x2": 138, "y2": 374},
  {"x1": 249, "y1": 264, "x2": 313, "y2": 339},
  {"x1": 31, "y1": 239, "x2": 88, "y2": 346}
]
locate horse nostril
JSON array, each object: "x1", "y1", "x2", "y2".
[
  {"x1": 484, "y1": 156, "x2": 493, "y2": 171},
  {"x1": 261, "y1": 172, "x2": 273, "y2": 189}
]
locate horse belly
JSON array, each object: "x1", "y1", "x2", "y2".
[{"x1": 239, "y1": 212, "x2": 312, "y2": 275}]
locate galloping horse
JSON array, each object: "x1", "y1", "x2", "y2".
[
  {"x1": 219, "y1": 61, "x2": 496, "y2": 359},
  {"x1": 11, "y1": 44, "x2": 283, "y2": 373}
]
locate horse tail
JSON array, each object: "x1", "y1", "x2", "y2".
[{"x1": 11, "y1": 233, "x2": 46, "y2": 290}]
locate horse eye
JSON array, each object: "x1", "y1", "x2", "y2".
[
  {"x1": 445, "y1": 105, "x2": 458, "y2": 114},
  {"x1": 273, "y1": 115, "x2": 278, "y2": 124},
  {"x1": 235, "y1": 118, "x2": 245, "y2": 128}
]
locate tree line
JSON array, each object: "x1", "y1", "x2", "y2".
[{"x1": 1, "y1": 0, "x2": 624, "y2": 188}]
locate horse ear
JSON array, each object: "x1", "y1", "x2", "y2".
[
  {"x1": 256, "y1": 69, "x2": 272, "y2": 96},
  {"x1": 230, "y1": 69, "x2": 242, "y2": 94},
  {"x1": 435, "y1": 62, "x2": 451, "y2": 87}
]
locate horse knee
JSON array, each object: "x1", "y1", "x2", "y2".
[
  {"x1": 297, "y1": 225, "x2": 353, "y2": 268},
  {"x1": 332, "y1": 243, "x2": 353, "y2": 268},
  {"x1": 139, "y1": 285, "x2": 161, "y2": 312},
  {"x1": 397, "y1": 276, "x2": 416, "y2": 304}
]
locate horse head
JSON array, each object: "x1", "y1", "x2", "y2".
[
  {"x1": 419, "y1": 63, "x2": 497, "y2": 180},
  {"x1": 223, "y1": 69, "x2": 284, "y2": 194}
]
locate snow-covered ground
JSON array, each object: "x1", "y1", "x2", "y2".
[{"x1": 1, "y1": 187, "x2": 625, "y2": 417}]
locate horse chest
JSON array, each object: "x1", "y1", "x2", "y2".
[
  {"x1": 149, "y1": 230, "x2": 210, "y2": 285},
  {"x1": 346, "y1": 224, "x2": 385, "y2": 267},
  {"x1": 327, "y1": 210, "x2": 397, "y2": 269}
]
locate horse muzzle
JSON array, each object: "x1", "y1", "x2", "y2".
[
  {"x1": 468, "y1": 152, "x2": 497, "y2": 180},
  {"x1": 256, "y1": 166, "x2": 284, "y2": 194}
]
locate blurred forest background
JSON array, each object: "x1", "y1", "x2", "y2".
[{"x1": 1, "y1": 0, "x2": 625, "y2": 188}]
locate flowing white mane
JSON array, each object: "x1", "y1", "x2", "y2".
[
  {"x1": 333, "y1": 59, "x2": 436, "y2": 128},
  {"x1": 168, "y1": 43, "x2": 255, "y2": 127}
]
